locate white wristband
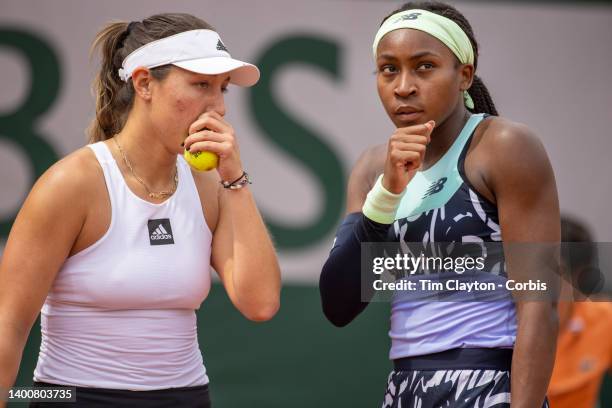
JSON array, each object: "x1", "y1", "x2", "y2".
[{"x1": 362, "y1": 175, "x2": 405, "y2": 224}]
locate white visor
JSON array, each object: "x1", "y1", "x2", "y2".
[{"x1": 117, "y1": 29, "x2": 260, "y2": 87}]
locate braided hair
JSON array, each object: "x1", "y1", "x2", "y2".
[{"x1": 382, "y1": 1, "x2": 498, "y2": 115}]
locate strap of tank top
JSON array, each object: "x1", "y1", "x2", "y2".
[
  {"x1": 85, "y1": 141, "x2": 118, "y2": 209},
  {"x1": 444, "y1": 113, "x2": 486, "y2": 165},
  {"x1": 87, "y1": 141, "x2": 115, "y2": 164}
]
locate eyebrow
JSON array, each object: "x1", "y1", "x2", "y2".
[{"x1": 377, "y1": 50, "x2": 441, "y2": 61}]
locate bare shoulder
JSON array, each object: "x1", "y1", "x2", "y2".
[
  {"x1": 346, "y1": 143, "x2": 387, "y2": 214},
  {"x1": 29, "y1": 146, "x2": 102, "y2": 209},
  {"x1": 188, "y1": 166, "x2": 220, "y2": 232},
  {"x1": 8, "y1": 146, "x2": 103, "y2": 260},
  {"x1": 478, "y1": 116, "x2": 555, "y2": 196},
  {"x1": 477, "y1": 117, "x2": 549, "y2": 175},
  {"x1": 480, "y1": 116, "x2": 546, "y2": 157}
]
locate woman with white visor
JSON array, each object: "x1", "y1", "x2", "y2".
[{"x1": 0, "y1": 13, "x2": 281, "y2": 407}]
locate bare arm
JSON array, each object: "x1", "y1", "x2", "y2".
[
  {"x1": 346, "y1": 144, "x2": 386, "y2": 214},
  {"x1": 185, "y1": 111, "x2": 280, "y2": 322},
  {"x1": 210, "y1": 182, "x2": 281, "y2": 322},
  {"x1": 487, "y1": 120, "x2": 560, "y2": 408},
  {"x1": 0, "y1": 156, "x2": 89, "y2": 403}
]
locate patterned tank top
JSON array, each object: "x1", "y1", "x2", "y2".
[{"x1": 388, "y1": 113, "x2": 517, "y2": 359}]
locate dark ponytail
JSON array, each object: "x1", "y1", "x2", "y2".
[
  {"x1": 381, "y1": 1, "x2": 498, "y2": 115},
  {"x1": 469, "y1": 75, "x2": 498, "y2": 116},
  {"x1": 87, "y1": 14, "x2": 215, "y2": 143}
]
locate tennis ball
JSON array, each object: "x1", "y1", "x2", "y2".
[{"x1": 184, "y1": 150, "x2": 219, "y2": 171}]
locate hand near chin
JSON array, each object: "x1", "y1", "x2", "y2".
[
  {"x1": 183, "y1": 111, "x2": 244, "y2": 181},
  {"x1": 382, "y1": 121, "x2": 434, "y2": 194}
]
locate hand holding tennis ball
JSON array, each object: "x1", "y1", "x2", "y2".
[
  {"x1": 184, "y1": 149, "x2": 218, "y2": 171},
  {"x1": 183, "y1": 111, "x2": 244, "y2": 181},
  {"x1": 183, "y1": 120, "x2": 219, "y2": 171}
]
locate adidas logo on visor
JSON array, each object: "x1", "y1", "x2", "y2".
[{"x1": 216, "y1": 39, "x2": 228, "y2": 52}]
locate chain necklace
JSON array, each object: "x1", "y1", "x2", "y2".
[{"x1": 113, "y1": 137, "x2": 178, "y2": 199}]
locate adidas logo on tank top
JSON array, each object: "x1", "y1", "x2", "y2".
[{"x1": 148, "y1": 218, "x2": 174, "y2": 245}]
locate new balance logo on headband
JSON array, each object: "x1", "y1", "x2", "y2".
[
  {"x1": 216, "y1": 39, "x2": 228, "y2": 52},
  {"x1": 148, "y1": 219, "x2": 174, "y2": 245},
  {"x1": 395, "y1": 12, "x2": 421, "y2": 23}
]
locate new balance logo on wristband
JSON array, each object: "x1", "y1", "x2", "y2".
[{"x1": 148, "y1": 218, "x2": 175, "y2": 245}]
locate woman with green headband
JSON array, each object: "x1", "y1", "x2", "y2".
[{"x1": 319, "y1": 2, "x2": 559, "y2": 407}]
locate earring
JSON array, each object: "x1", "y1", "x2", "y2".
[{"x1": 463, "y1": 90, "x2": 474, "y2": 109}]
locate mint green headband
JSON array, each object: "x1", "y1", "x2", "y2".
[{"x1": 373, "y1": 9, "x2": 475, "y2": 109}]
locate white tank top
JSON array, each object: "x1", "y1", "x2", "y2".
[{"x1": 33, "y1": 142, "x2": 213, "y2": 390}]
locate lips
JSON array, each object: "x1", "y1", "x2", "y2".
[
  {"x1": 394, "y1": 106, "x2": 424, "y2": 122},
  {"x1": 395, "y1": 105, "x2": 423, "y2": 115}
]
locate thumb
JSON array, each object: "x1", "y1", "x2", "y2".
[{"x1": 425, "y1": 120, "x2": 435, "y2": 142}]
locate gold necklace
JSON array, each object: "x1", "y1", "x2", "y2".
[{"x1": 113, "y1": 137, "x2": 178, "y2": 199}]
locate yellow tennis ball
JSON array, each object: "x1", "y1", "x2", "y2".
[{"x1": 184, "y1": 150, "x2": 219, "y2": 171}]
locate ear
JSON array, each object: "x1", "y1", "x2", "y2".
[
  {"x1": 131, "y1": 67, "x2": 153, "y2": 101},
  {"x1": 459, "y1": 63, "x2": 474, "y2": 92}
]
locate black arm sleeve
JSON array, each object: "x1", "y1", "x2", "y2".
[{"x1": 319, "y1": 212, "x2": 392, "y2": 327}]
